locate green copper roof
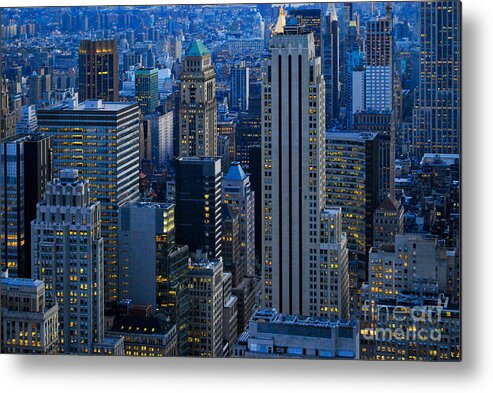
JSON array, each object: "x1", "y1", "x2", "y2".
[{"x1": 187, "y1": 40, "x2": 210, "y2": 57}]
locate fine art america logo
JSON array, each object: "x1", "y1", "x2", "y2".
[{"x1": 361, "y1": 299, "x2": 446, "y2": 342}]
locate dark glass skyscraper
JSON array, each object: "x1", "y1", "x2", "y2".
[
  {"x1": 175, "y1": 157, "x2": 222, "y2": 259},
  {"x1": 322, "y1": 4, "x2": 339, "y2": 125}
]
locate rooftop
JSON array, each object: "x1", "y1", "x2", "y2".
[
  {"x1": 187, "y1": 40, "x2": 210, "y2": 57},
  {"x1": 224, "y1": 161, "x2": 247, "y2": 181},
  {"x1": 252, "y1": 308, "x2": 357, "y2": 328},
  {"x1": 1, "y1": 277, "x2": 44, "y2": 289}
]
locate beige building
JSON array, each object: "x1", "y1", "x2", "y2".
[
  {"x1": 261, "y1": 20, "x2": 327, "y2": 316},
  {"x1": 1, "y1": 276, "x2": 59, "y2": 354},
  {"x1": 179, "y1": 40, "x2": 217, "y2": 157}
]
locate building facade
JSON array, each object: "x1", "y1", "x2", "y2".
[
  {"x1": 78, "y1": 39, "x2": 119, "y2": 102},
  {"x1": 179, "y1": 40, "x2": 217, "y2": 157},
  {"x1": 261, "y1": 23, "x2": 327, "y2": 316},
  {"x1": 38, "y1": 99, "x2": 140, "y2": 302},
  {"x1": 31, "y1": 169, "x2": 106, "y2": 354}
]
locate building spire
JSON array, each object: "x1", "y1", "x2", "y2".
[
  {"x1": 274, "y1": 6, "x2": 286, "y2": 34},
  {"x1": 327, "y1": 3, "x2": 338, "y2": 22}
]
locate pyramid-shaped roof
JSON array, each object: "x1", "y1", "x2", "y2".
[
  {"x1": 224, "y1": 161, "x2": 247, "y2": 181},
  {"x1": 187, "y1": 40, "x2": 210, "y2": 57}
]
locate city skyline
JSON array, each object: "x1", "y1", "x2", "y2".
[{"x1": 0, "y1": 1, "x2": 461, "y2": 361}]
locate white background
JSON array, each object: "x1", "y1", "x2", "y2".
[{"x1": 0, "y1": 0, "x2": 489, "y2": 392}]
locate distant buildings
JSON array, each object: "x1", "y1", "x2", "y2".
[
  {"x1": 78, "y1": 39, "x2": 119, "y2": 102},
  {"x1": 234, "y1": 308, "x2": 359, "y2": 359},
  {"x1": 179, "y1": 40, "x2": 217, "y2": 157},
  {"x1": 230, "y1": 62, "x2": 249, "y2": 113},
  {"x1": 0, "y1": 276, "x2": 59, "y2": 354},
  {"x1": 38, "y1": 99, "x2": 140, "y2": 302}
]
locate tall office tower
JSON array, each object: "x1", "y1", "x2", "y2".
[
  {"x1": 325, "y1": 131, "x2": 382, "y2": 315},
  {"x1": 188, "y1": 257, "x2": 224, "y2": 357},
  {"x1": 118, "y1": 201, "x2": 191, "y2": 355},
  {"x1": 353, "y1": 112, "x2": 396, "y2": 203},
  {"x1": 0, "y1": 79, "x2": 17, "y2": 141},
  {"x1": 236, "y1": 113, "x2": 261, "y2": 170},
  {"x1": 216, "y1": 134, "x2": 231, "y2": 173},
  {"x1": 290, "y1": 9, "x2": 322, "y2": 57},
  {"x1": 221, "y1": 204, "x2": 243, "y2": 284},
  {"x1": 0, "y1": 134, "x2": 52, "y2": 278},
  {"x1": 222, "y1": 162, "x2": 255, "y2": 277},
  {"x1": 31, "y1": 169, "x2": 105, "y2": 354},
  {"x1": 319, "y1": 208, "x2": 350, "y2": 320},
  {"x1": 179, "y1": 40, "x2": 217, "y2": 157},
  {"x1": 340, "y1": 2, "x2": 353, "y2": 39},
  {"x1": 38, "y1": 100, "x2": 140, "y2": 302},
  {"x1": 322, "y1": 4, "x2": 339, "y2": 125},
  {"x1": 341, "y1": 20, "x2": 364, "y2": 129},
  {"x1": 230, "y1": 62, "x2": 249, "y2": 113},
  {"x1": 261, "y1": 18, "x2": 326, "y2": 316},
  {"x1": 412, "y1": 1, "x2": 461, "y2": 156},
  {"x1": 78, "y1": 39, "x2": 119, "y2": 102},
  {"x1": 16, "y1": 105, "x2": 38, "y2": 134},
  {"x1": 174, "y1": 36, "x2": 182, "y2": 62},
  {"x1": 140, "y1": 118, "x2": 153, "y2": 164},
  {"x1": 145, "y1": 111, "x2": 174, "y2": 169},
  {"x1": 175, "y1": 157, "x2": 222, "y2": 258},
  {"x1": 221, "y1": 271, "x2": 238, "y2": 356},
  {"x1": 217, "y1": 120, "x2": 236, "y2": 165},
  {"x1": 118, "y1": 202, "x2": 175, "y2": 309},
  {"x1": 0, "y1": 277, "x2": 59, "y2": 354},
  {"x1": 365, "y1": 10, "x2": 393, "y2": 113},
  {"x1": 135, "y1": 68, "x2": 159, "y2": 115},
  {"x1": 372, "y1": 196, "x2": 404, "y2": 247}
]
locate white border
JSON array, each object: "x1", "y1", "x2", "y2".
[{"x1": 1, "y1": 1, "x2": 490, "y2": 392}]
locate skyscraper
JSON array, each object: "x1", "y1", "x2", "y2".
[
  {"x1": 319, "y1": 207, "x2": 350, "y2": 320},
  {"x1": 38, "y1": 99, "x2": 140, "y2": 302},
  {"x1": 16, "y1": 105, "x2": 38, "y2": 134},
  {"x1": 175, "y1": 157, "x2": 222, "y2": 259},
  {"x1": 78, "y1": 39, "x2": 119, "y2": 102},
  {"x1": 322, "y1": 4, "x2": 340, "y2": 125},
  {"x1": 412, "y1": 1, "x2": 461, "y2": 156},
  {"x1": 135, "y1": 67, "x2": 159, "y2": 115},
  {"x1": 118, "y1": 202, "x2": 175, "y2": 309},
  {"x1": 365, "y1": 10, "x2": 393, "y2": 113},
  {"x1": 0, "y1": 134, "x2": 52, "y2": 278},
  {"x1": 31, "y1": 170, "x2": 105, "y2": 354},
  {"x1": 261, "y1": 18, "x2": 327, "y2": 316},
  {"x1": 179, "y1": 40, "x2": 217, "y2": 157},
  {"x1": 290, "y1": 8, "x2": 322, "y2": 57},
  {"x1": 222, "y1": 162, "x2": 255, "y2": 277},
  {"x1": 188, "y1": 257, "x2": 224, "y2": 357},
  {"x1": 230, "y1": 62, "x2": 249, "y2": 113}
]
